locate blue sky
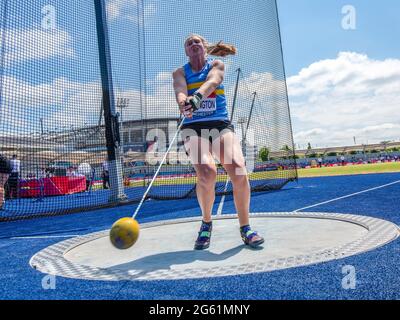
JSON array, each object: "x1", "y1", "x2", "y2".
[
  {"x1": 278, "y1": 0, "x2": 400, "y2": 76},
  {"x1": 1, "y1": 0, "x2": 400, "y2": 148},
  {"x1": 276, "y1": 0, "x2": 400, "y2": 147}
]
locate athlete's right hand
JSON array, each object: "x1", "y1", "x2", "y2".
[{"x1": 178, "y1": 99, "x2": 193, "y2": 119}]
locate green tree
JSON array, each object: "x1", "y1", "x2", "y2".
[
  {"x1": 259, "y1": 147, "x2": 270, "y2": 161},
  {"x1": 281, "y1": 145, "x2": 292, "y2": 152},
  {"x1": 381, "y1": 141, "x2": 390, "y2": 152},
  {"x1": 280, "y1": 145, "x2": 293, "y2": 159}
]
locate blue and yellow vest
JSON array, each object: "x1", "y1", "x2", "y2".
[{"x1": 183, "y1": 59, "x2": 229, "y2": 124}]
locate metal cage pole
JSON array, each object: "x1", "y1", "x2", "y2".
[
  {"x1": 275, "y1": 0, "x2": 298, "y2": 181},
  {"x1": 94, "y1": 0, "x2": 127, "y2": 202}
]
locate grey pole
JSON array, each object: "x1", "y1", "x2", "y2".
[
  {"x1": 244, "y1": 92, "x2": 257, "y2": 143},
  {"x1": 230, "y1": 68, "x2": 241, "y2": 123}
]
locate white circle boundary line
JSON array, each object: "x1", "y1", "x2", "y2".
[{"x1": 29, "y1": 212, "x2": 400, "y2": 281}]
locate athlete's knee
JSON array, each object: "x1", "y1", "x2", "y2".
[
  {"x1": 233, "y1": 156, "x2": 246, "y2": 169},
  {"x1": 196, "y1": 165, "x2": 217, "y2": 184},
  {"x1": 229, "y1": 157, "x2": 246, "y2": 175},
  {"x1": 226, "y1": 161, "x2": 248, "y2": 182},
  {"x1": 231, "y1": 171, "x2": 249, "y2": 185}
]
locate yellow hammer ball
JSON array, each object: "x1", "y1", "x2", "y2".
[{"x1": 110, "y1": 217, "x2": 140, "y2": 249}]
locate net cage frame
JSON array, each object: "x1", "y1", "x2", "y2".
[{"x1": 0, "y1": 0, "x2": 297, "y2": 221}]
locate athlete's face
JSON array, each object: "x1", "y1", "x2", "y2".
[{"x1": 185, "y1": 36, "x2": 206, "y2": 58}]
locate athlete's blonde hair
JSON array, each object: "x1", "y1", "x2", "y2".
[{"x1": 184, "y1": 34, "x2": 237, "y2": 57}]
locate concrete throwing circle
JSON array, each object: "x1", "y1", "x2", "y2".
[{"x1": 30, "y1": 212, "x2": 399, "y2": 281}]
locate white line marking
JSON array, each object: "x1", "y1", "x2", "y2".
[
  {"x1": 294, "y1": 180, "x2": 400, "y2": 212},
  {"x1": 216, "y1": 194, "x2": 226, "y2": 216},
  {"x1": 10, "y1": 235, "x2": 80, "y2": 240},
  {"x1": 216, "y1": 178, "x2": 231, "y2": 216}
]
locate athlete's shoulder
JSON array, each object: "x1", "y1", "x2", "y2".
[
  {"x1": 210, "y1": 59, "x2": 225, "y2": 70},
  {"x1": 172, "y1": 66, "x2": 185, "y2": 79}
]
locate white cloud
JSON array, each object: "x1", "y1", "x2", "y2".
[
  {"x1": 50, "y1": 81, "x2": 103, "y2": 128},
  {"x1": 1, "y1": 67, "x2": 284, "y2": 150},
  {"x1": 294, "y1": 128, "x2": 327, "y2": 140},
  {"x1": 106, "y1": 0, "x2": 130, "y2": 20},
  {"x1": 231, "y1": 72, "x2": 291, "y2": 151},
  {"x1": 287, "y1": 52, "x2": 400, "y2": 147},
  {"x1": 2, "y1": 76, "x2": 64, "y2": 108},
  {"x1": 0, "y1": 77, "x2": 103, "y2": 134},
  {"x1": 106, "y1": 0, "x2": 156, "y2": 24},
  {"x1": 236, "y1": 72, "x2": 287, "y2": 98},
  {"x1": 0, "y1": 29, "x2": 74, "y2": 66},
  {"x1": 6, "y1": 51, "x2": 398, "y2": 151},
  {"x1": 0, "y1": 73, "x2": 178, "y2": 135}
]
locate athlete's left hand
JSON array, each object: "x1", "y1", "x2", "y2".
[{"x1": 187, "y1": 92, "x2": 202, "y2": 112}]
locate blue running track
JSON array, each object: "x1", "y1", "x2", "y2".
[{"x1": 0, "y1": 172, "x2": 399, "y2": 300}]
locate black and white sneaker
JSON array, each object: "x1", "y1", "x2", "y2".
[{"x1": 194, "y1": 221, "x2": 212, "y2": 250}]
